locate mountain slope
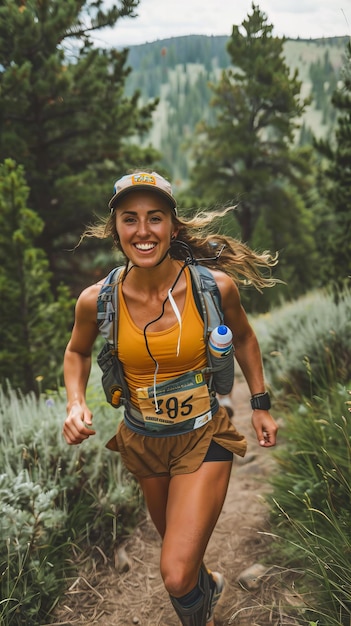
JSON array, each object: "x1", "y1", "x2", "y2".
[{"x1": 123, "y1": 35, "x2": 348, "y2": 180}]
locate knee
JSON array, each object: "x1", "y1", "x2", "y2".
[{"x1": 161, "y1": 561, "x2": 197, "y2": 597}]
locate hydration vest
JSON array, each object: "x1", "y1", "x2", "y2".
[{"x1": 96, "y1": 264, "x2": 232, "y2": 409}]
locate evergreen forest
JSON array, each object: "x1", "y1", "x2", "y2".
[{"x1": 124, "y1": 33, "x2": 348, "y2": 183}]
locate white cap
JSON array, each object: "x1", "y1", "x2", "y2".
[{"x1": 109, "y1": 171, "x2": 177, "y2": 214}]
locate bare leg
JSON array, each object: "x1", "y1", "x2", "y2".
[
  {"x1": 139, "y1": 461, "x2": 232, "y2": 625},
  {"x1": 138, "y1": 474, "x2": 170, "y2": 538},
  {"x1": 160, "y1": 461, "x2": 231, "y2": 595}
]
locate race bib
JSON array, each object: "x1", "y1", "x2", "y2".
[{"x1": 136, "y1": 371, "x2": 212, "y2": 433}]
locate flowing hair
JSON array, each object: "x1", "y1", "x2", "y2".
[{"x1": 81, "y1": 205, "x2": 279, "y2": 291}]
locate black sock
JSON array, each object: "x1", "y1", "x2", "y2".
[{"x1": 176, "y1": 584, "x2": 203, "y2": 608}]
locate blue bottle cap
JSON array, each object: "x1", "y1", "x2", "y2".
[{"x1": 217, "y1": 325, "x2": 228, "y2": 335}]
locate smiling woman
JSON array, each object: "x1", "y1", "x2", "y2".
[{"x1": 62, "y1": 169, "x2": 279, "y2": 626}]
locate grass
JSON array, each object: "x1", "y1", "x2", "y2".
[
  {"x1": 0, "y1": 378, "x2": 143, "y2": 625},
  {"x1": 254, "y1": 286, "x2": 351, "y2": 624},
  {"x1": 268, "y1": 388, "x2": 351, "y2": 623}
]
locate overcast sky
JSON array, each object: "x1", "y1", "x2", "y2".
[{"x1": 95, "y1": 0, "x2": 351, "y2": 48}]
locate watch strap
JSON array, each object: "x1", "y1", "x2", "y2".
[{"x1": 250, "y1": 392, "x2": 271, "y2": 411}]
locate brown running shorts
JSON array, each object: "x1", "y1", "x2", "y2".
[{"x1": 106, "y1": 406, "x2": 247, "y2": 478}]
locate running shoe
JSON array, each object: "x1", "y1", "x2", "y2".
[{"x1": 207, "y1": 570, "x2": 225, "y2": 623}]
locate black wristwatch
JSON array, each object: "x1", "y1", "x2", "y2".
[{"x1": 250, "y1": 392, "x2": 271, "y2": 411}]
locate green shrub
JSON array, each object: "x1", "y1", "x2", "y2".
[
  {"x1": 0, "y1": 379, "x2": 143, "y2": 625},
  {"x1": 253, "y1": 287, "x2": 351, "y2": 398},
  {"x1": 251, "y1": 287, "x2": 351, "y2": 623}
]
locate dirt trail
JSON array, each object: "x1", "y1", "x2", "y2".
[{"x1": 54, "y1": 375, "x2": 297, "y2": 626}]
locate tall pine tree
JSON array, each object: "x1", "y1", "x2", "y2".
[
  {"x1": 0, "y1": 159, "x2": 75, "y2": 393},
  {"x1": 188, "y1": 3, "x2": 320, "y2": 303},
  {"x1": 0, "y1": 0, "x2": 159, "y2": 289},
  {"x1": 315, "y1": 41, "x2": 351, "y2": 287}
]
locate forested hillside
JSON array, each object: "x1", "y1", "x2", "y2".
[{"x1": 123, "y1": 35, "x2": 348, "y2": 183}]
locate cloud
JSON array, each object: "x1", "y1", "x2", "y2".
[
  {"x1": 259, "y1": 0, "x2": 350, "y2": 35},
  {"x1": 96, "y1": 0, "x2": 350, "y2": 48}
]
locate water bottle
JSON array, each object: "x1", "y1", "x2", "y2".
[{"x1": 208, "y1": 325, "x2": 234, "y2": 395}]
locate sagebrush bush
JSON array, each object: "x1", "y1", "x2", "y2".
[
  {"x1": 0, "y1": 380, "x2": 143, "y2": 625},
  {"x1": 253, "y1": 287, "x2": 351, "y2": 398}
]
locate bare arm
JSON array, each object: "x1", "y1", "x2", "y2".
[
  {"x1": 63, "y1": 284, "x2": 100, "y2": 445},
  {"x1": 212, "y1": 270, "x2": 278, "y2": 447}
]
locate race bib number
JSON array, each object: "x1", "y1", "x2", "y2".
[{"x1": 136, "y1": 371, "x2": 212, "y2": 432}]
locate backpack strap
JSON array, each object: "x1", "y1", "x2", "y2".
[
  {"x1": 188, "y1": 264, "x2": 224, "y2": 337},
  {"x1": 97, "y1": 266, "x2": 124, "y2": 347},
  {"x1": 97, "y1": 266, "x2": 131, "y2": 408},
  {"x1": 189, "y1": 265, "x2": 227, "y2": 393}
]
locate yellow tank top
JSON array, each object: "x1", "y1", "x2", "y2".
[{"x1": 117, "y1": 267, "x2": 207, "y2": 408}]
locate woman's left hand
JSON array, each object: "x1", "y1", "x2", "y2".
[{"x1": 251, "y1": 410, "x2": 278, "y2": 447}]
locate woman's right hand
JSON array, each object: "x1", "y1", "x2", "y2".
[{"x1": 63, "y1": 401, "x2": 96, "y2": 445}]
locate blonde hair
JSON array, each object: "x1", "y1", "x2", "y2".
[{"x1": 82, "y1": 205, "x2": 278, "y2": 291}]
